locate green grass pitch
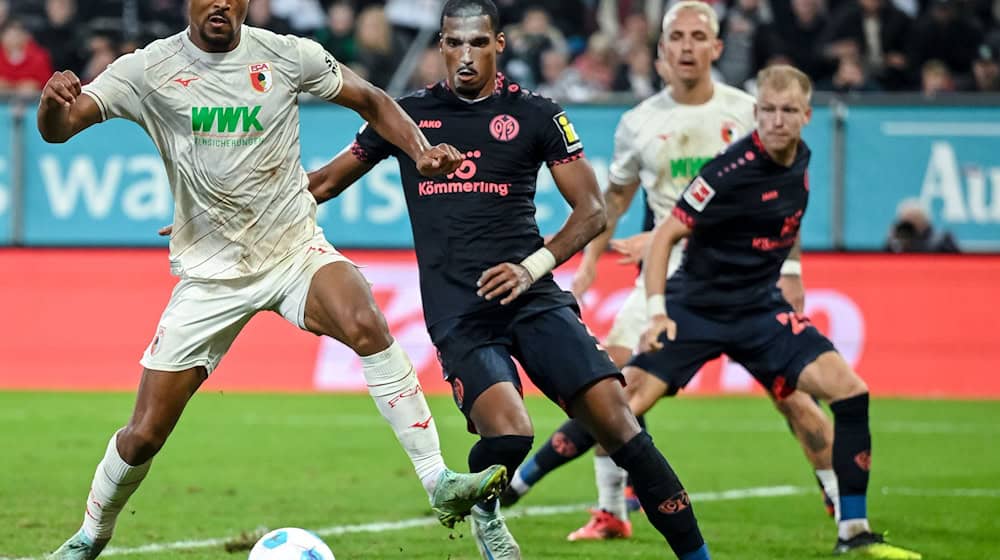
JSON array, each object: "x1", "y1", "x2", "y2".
[{"x1": 1, "y1": 392, "x2": 997, "y2": 559}]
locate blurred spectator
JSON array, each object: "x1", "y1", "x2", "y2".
[
  {"x1": 612, "y1": 44, "x2": 656, "y2": 98},
  {"x1": 502, "y1": 7, "x2": 568, "y2": 88},
  {"x1": 35, "y1": 0, "x2": 85, "y2": 75},
  {"x1": 247, "y1": 0, "x2": 295, "y2": 35},
  {"x1": 921, "y1": 58, "x2": 955, "y2": 95},
  {"x1": 615, "y1": 12, "x2": 655, "y2": 58},
  {"x1": 906, "y1": 0, "x2": 983, "y2": 88},
  {"x1": 385, "y1": 0, "x2": 442, "y2": 49},
  {"x1": 314, "y1": 2, "x2": 356, "y2": 64},
  {"x1": 719, "y1": 0, "x2": 767, "y2": 86},
  {"x1": 0, "y1": 0, "x2": 9, "y2": 29},
  {"x1": 818, "y1": 52, "x2": 882, "y2": 91},
  {"x1": 755, "y1": 0, "x2": 835, "y2": 81},
  {"x1": 139, "y1": 0, "x2": 185, "y2": 39},
  {"x1": 536, "y1": 48, "x2": 602, "y2": 102},
  {"x1": 572, "y1": 31, "x2": 618, "y2": 93},
  {"x1": 973, "y1": 40, "x2": 1000, "y2": 91},
  {"x1": 406, "y1": 46, "x2": 446, "y2": 90},
  {"x1": 354, "y1": 5, "x2": 396, "y2": 88},
  {"x1": 270, "y1": 0, "x2": 326, "y2": 33},
  {"x1": 0, "y1": 19, "x2": 52, "y2": 94},
  {"x1": 81, "y1": 33, "x2": 116, "y2": 83},
  {"x1": 885, "y1": 199, "x2": 960, "y2": 253},
  {"x1": 821, "y1": 0, "x2": 912, "y2": 89}
]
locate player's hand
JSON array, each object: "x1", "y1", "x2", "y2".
[
  {"x1": 40, "y1": 71, "x2": 82, "y2": 110},
  {"x1": 640, "y1": 315, "x2": 676, "y2": 353},
  {"x1": 477, "y1": 262, "x2": 533, "y2": 305},
  {"x1": 778, "y1": 274, "x2": 806, "y2": 314},
  {"x1": 571, "y1": 261, "x2": 596, "y2": 300},
  {"x1": 158, "y1": 225, "x2": 173, "y2": 237},
  {"x1": 609, "y1": 232, "x2": 652, "y2": 265},
  {"x1": 416, "y1": 143, "x2": 464, "y2": 177}
]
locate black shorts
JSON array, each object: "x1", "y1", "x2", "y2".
[
  {"x1": 429, "y1": 304, "x2": 621, "y2": 430},
  {"x1": 628, "y1": 300, "x2": 836, "y2": 398}
]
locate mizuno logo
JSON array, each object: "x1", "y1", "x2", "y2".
[{"x1": 174, "y1": 77, "x2": 199, "y2": 87}]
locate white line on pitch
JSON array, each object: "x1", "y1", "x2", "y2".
[{"x1": 880, "y1": 487, "x2": 1000, "y2": 498}]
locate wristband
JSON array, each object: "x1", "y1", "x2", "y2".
[
  {"x1": 520, "y1": 247, "x2": 556, "y2": 282},
  {"x1": 780, "y1": 259, "x2": 802, "y2": 276},
  {"x1": 646, "y1": 294, "x2": 666, "y2": 318}
]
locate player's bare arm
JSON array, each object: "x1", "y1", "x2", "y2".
[
  {"x1": 609, "y1": 230, "x2": 653, "y2": 265},
  {"x1": 478, "y1": 158, "x2": 605, "y2": 306},
  {"x1": 778, "y1": 234, "x2": 806, "y2": 313},
  {"x1": 308, "y1": 147, "x2": 378, "y2": 203},
  {"x1": 334, "y1": 65, "x2": 463, "y2": 177},
  {"x1": 37, "y1": 71, "x2": 102, "y2": 143},
  {"x1": 572, "y1": 178, "x2": 640, "y2": 298},
  {"x1": 641, "y1": 215, "x2": 691, "y2": 351}
]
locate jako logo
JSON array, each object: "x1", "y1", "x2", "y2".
[
  {"x1": 191, "y1": 106, "x2": 263, "y2": 133},
  {"x1": 418, "y1": 119, "x2": 442, "y2": 129}
]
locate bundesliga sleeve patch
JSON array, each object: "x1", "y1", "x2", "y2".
[
  {"x1": 552, "y1": 111, "x2": 583, "y2": 153},
  {"x1": 682, "y1": 176, "x2": 716, "y2": 212}
]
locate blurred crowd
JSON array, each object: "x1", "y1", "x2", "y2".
[{"x1": 2, "y1": 0, "x2": 999, "y2": 99}]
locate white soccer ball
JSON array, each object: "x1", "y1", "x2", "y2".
[{"x1": 248, "y1": 528, "x2": 335, "y2": 560}]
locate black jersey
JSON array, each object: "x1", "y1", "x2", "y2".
[
  {"x1": 669, "y1": 131, "x2": 811, "y2": 318},
  {"x1": 352, "y1": 74, "x2": 581, "y2": 327}
]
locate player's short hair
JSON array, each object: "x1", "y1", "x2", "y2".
[
  {"x1": 440, "y1": 0, "x2": 500, "y2": 34},
  {"x1": 662, "y1": 1, "x2": 720, "y2": 37},
  {"x1": 756, "y1": 64, "x2": 813, "y2": 100}
]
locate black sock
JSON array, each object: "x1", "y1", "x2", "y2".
[
  {"x1": 469, "y1": 435, "x2": 534, "y2": 510},
  {"x1": 611, "y1": 431, "x2": 704, "y2": 556},
  {"x1": 830, "y1": 393, "x2": 871, "y2": 519},
  {"x1": 626, "y1": 415, "x2": 647, "y2": 488},
  {"x1": 518, "y1": 419, "x2": 595, "y2": 486}
]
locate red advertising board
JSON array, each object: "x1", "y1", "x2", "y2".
[{"x1": 1, "y1": 250, "x2": 997, "y2": 397}]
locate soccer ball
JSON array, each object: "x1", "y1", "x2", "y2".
[{"x1": 248, "y1": 528, "x2": 335, "y2": 560}]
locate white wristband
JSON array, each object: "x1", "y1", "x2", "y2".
[
  {"x1": 520, "y1": 247, "x2": 557, "y2": 282},
  {"x1": 646, "y1": 294, "x2": 666, "y2": 318},
  {"x1": 780, "y1": 259, "x2": 802, "y2": 276}
]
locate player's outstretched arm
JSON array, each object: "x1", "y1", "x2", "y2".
[
  {"x1": 572, "y1": 178, "x2": 640, "y2": 298},
  {"x1": 308, "y1": 146, "x2": 378, "y2": 204},
  {"x1": 37, "y1": 71, "x2": 102, "y2": 143},
  {"x1": 333, "y1": 65, "x2": 463, "y2": 177},
  {"x1": 778, "y1": 234, "x2": 806, "y2": 313},
  {"x1": 640, "y1": 216, "x2": 691, "y2": 351}
]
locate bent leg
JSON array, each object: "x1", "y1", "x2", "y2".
[{"x1": 772, "y1": 390, "x2": 838, "y2": 519}]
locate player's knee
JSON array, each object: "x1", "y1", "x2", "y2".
[
  {"x1": 118, "y1": 424, "x2": 168, "y2": 465},
  {"x1": 343, "y1": 305, "x2": 391, "y2": 356}
]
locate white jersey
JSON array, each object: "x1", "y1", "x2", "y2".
[
  {"x1": 82, "y1": 26, "x2": 344, "y2": 279},
  {"x1": 608, "y1": 82, "x2": 755, "y2": 224}
]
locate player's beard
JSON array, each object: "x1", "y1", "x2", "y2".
[{"x1": 196, "y1": 21, "x2": 237, "y2": 50}]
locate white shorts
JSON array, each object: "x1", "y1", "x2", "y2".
[
  {"x1": 140, "y1": 232, "x2": 352, "y2": 374},
  {"x1": 604, "y1": 244, "x2": 685, "y2": 352}
]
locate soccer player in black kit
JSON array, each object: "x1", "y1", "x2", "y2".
[
  {"x1": 640, "y1": 65, "x2": 920, "y2": 560},
  {"x1": 308, "y1": 1, "x2": 711, "y2": 559}
]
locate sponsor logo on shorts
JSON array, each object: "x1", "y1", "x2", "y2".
[
  {"x1": 489, "y1": 114, "x2": 520, "y2": 141},
  {"x1": 249, "y1": 62, "x2": 272, "y2": 93},
  {"x1": 551, "y1": 431, "x2": 578, "y2": 457},
  {"x1": 451, "y1": 377, "x2": 465, "y2": 408},
  {"x1": 683, "y1": 177, "x2": 715, "y2": 212},
  {"x1": 657, "y1": 490, "x2": 691, "y2": 514},
  {"x1": 149, "y1": 326, "x2": 166, "y2": 356},
  {"x1": 854, "y1": 450, "x2": 872, "y2": 471},
  {"x1": 761, "y1": 190, "x2": 779, "y2": 202}
]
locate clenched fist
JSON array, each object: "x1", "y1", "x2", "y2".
[
  {"x1": 416, "y1": 143, "x2": 464, "y2": 177},
  {"x1": 41, "y1": 71, "x2": 83, "y2": 110}
]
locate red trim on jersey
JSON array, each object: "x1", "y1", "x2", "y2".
[
  {"x1": 751, "y1": 130, "x2": 767, "y2": 157},
  {"x1": 672, "y1": 205, "x2": 695, "y2": 227},
  {"x1": 547, "y1": 151, "x2": 585, "y2": 167}
]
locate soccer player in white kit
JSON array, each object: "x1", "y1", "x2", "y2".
[
  {"x1": 39, "y1": 1, "x2": 506, "y2": 558},
  {"x1": 502, "y1": 2, "x2": 839, "y2": 540}
]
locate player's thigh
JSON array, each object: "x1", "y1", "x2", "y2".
[
  {"x1": 604, "y1": 283, "x2": 645, "y2": 358},
  {"x1": 140, "y1": 277, "x2": 256, "y2": 375},
  {"x1": 727, "y1": 305, "x2": 838, "y2": 399},
  {"x1": 627, "y1": 302, "x2": 724, "y2": 397},
  {"x1": 431, "y1": 317, "x2": 526, "y2": 435},
  {"x1": 796, "y1": 351, "x2": 869, "y2": 402},
  {"x1": 622, "y1": 365, "x2": 670, "y2": 417},
  {"x1": 510, "y1": 306, "x2": 621, "y2": 411}
]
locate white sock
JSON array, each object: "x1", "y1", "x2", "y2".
[
  {"x1": 360, "y1": 341, "x2": 446, "y2": 498},
  {"x1": 80, "y1": 430, "x2": 152, "y2": 541},
  {"x1": 838, "y1": 518, "x2": 872, "y2": 540},
  {"x1": 509, "y1": 468, "x2": 530, "y2": 496},
  {"x1": 594, "y1": 455, "x2": 628, "y2": 520},
  {"x1": 816, "y1": 468, "x2": 841, "y2": 521}
]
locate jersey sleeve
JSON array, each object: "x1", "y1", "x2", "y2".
[
  {"x1": 81, "y1": 51, "x2": 145, "y2": 123},
  {"x1": 296, "y1": 37, "x2": 344, "y2": 101},
  {"x1": 672, "y1": 174, "x2": 728, "y2": 229},
  {"x1": 351, "y1": 122, "x2": 396, "y2": 164},
  {"x1": 607, "y1": 113, "x2": 640, "y2": 185},
  {"x1": 535, "y1": 99, "x2": 585, "y2": 167}
]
